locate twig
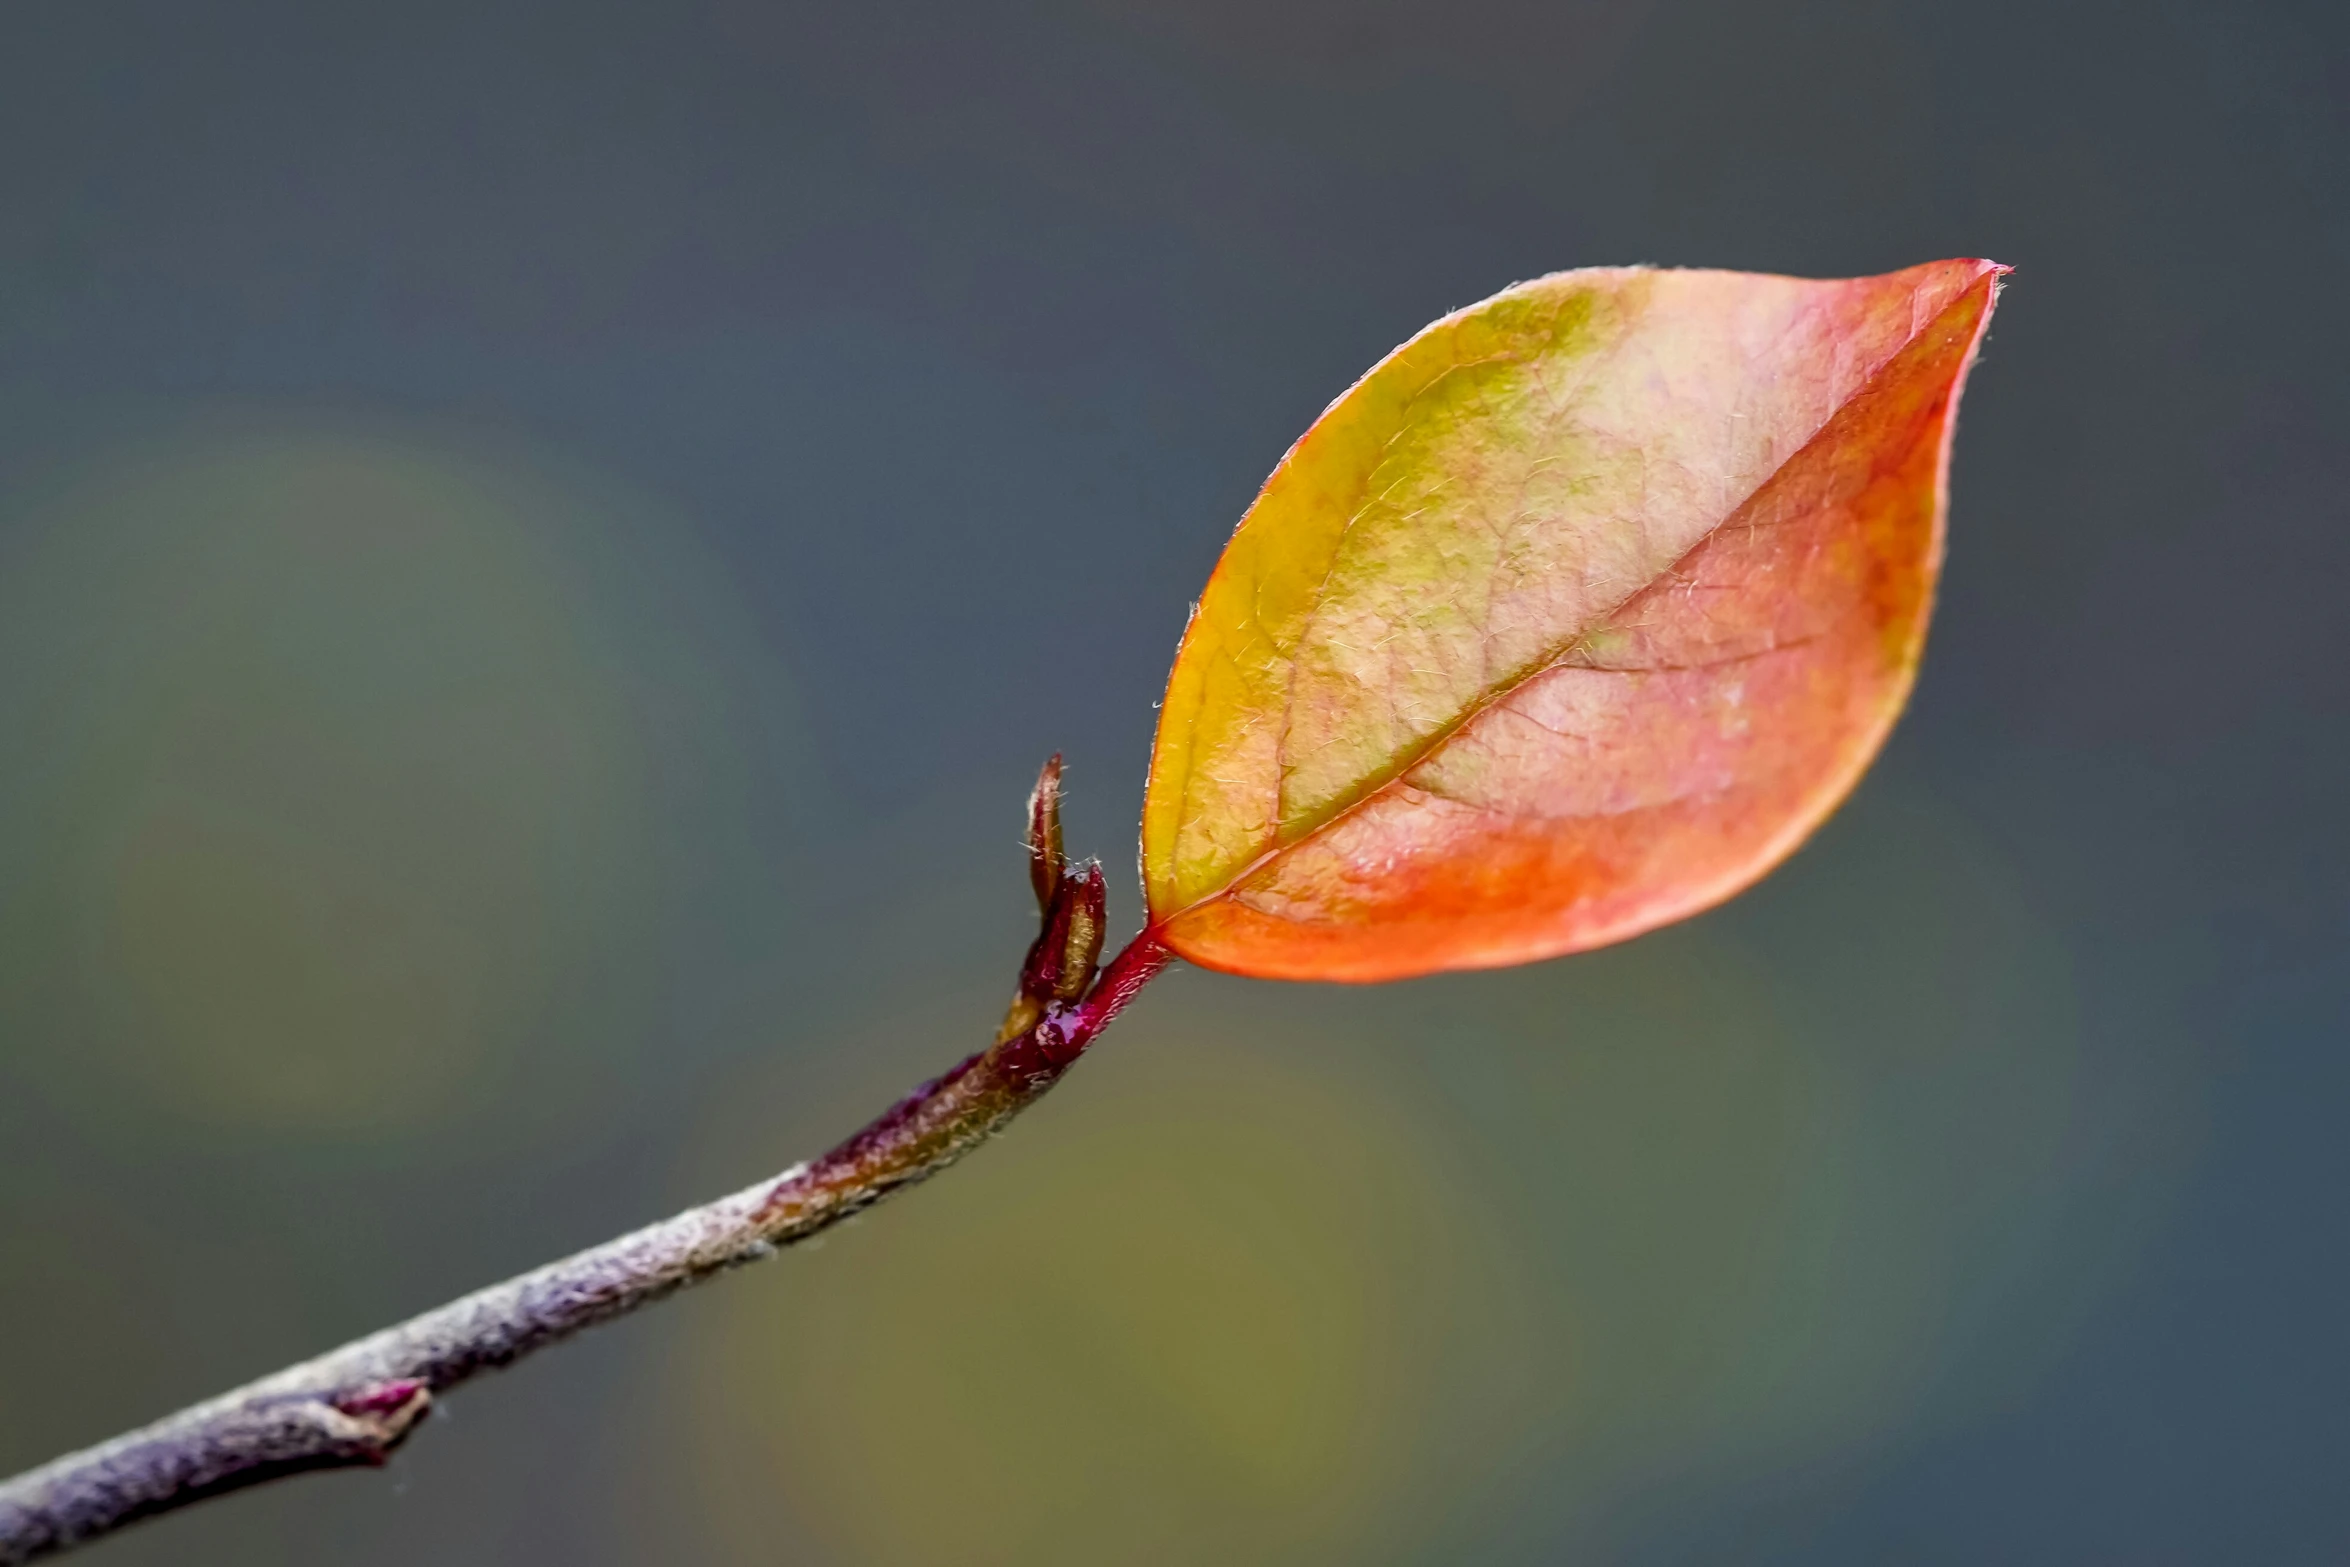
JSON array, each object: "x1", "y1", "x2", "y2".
[{"x1": 0, "y1": 759, "x2": 1170, "y2": 1565}]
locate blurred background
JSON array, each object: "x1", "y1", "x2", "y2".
[{"x1": 0, "y1": 1, "x2": 2343, "y2": 1562}]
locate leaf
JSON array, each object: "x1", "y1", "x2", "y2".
[{"x1": 1141, "y1": 258, "x2": 2006, "y2": 982}]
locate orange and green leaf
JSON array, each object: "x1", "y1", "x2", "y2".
[{"x1": 1141, "y1": 259, "x2": 2006, "y2": 982}]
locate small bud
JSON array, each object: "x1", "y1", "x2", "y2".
[
  {"x1": 1020, "y1": 876, "x2": 1074, "y2": 1001},
  {"x1": 1025, "y1": 754, "x2": 1065, "y2": 915},
  {"x1": 1053, "y1": 861, "x2": 1106, "y2": 1001},
  {"x1": 997, "y1": 760, "x2": 1103, "y2": 1045},
  {"x1": 1017, "y1": 860, "x2": 1106, "y2": 1004}
]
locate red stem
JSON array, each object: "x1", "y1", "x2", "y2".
[{"x1": 1071, "y1": 929, "x2": 1174, "y2": 1042}]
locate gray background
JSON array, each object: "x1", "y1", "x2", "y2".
[{"x1": 1, "y1": 1, "x2": 2344, "y2": 1562}]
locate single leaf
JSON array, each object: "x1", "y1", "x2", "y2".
[{"x1": 1141, "y1": 258, "x2": 2005, "y2": 981}]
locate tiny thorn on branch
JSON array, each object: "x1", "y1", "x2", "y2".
[
  {"x1": 0, "y1": 755, "x2": 1171, "y2": 1566},
  {"x1": 315, "y1": 1380, "x2": 436, "y2": 1467}
]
